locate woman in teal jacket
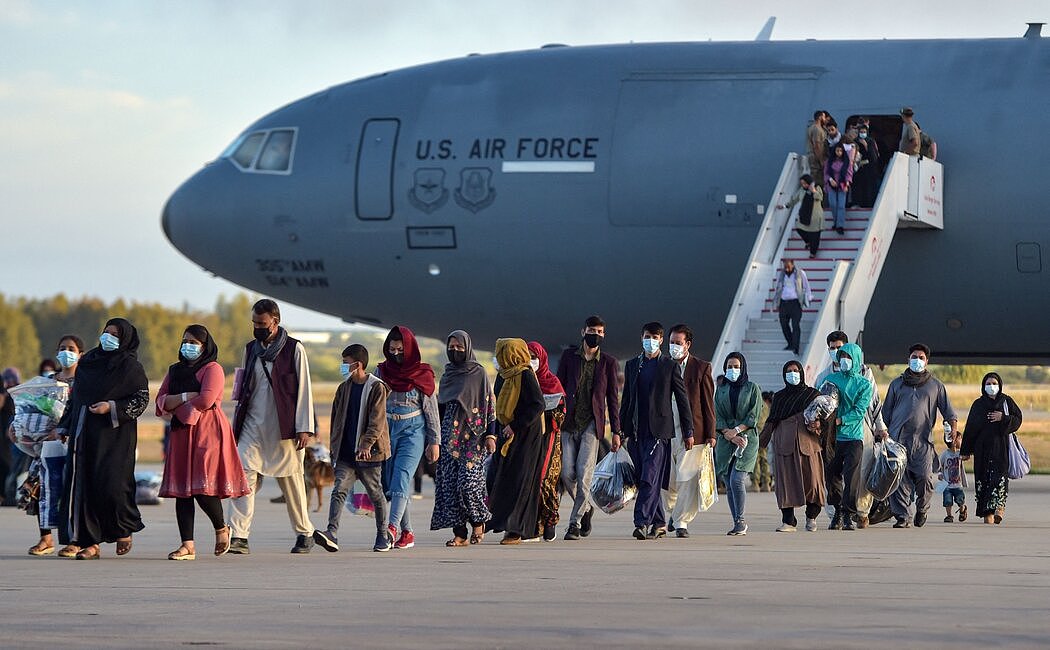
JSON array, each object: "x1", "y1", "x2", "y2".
[
  {"x1": 821, "y1": 343, "x2": 873, "y2": 530},
  {"x1": 714, "y1": 352, "x2": 763, "y2": 536}
]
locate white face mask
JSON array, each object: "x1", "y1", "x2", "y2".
[
  {"x1": 642, "y1": 338, "x2": 661, "y2": 355},
  {"x1": 785, "y1": 371, "x2": 801, "y2": 386},
  {"x1": 909, "y1": 357, "x2": 926, "y2": 373},
  {"x1": 669, "y1": 343, "x2": 686, "y2": 360},
  {"x1": 839, "y1": 357, "x2": 854, "y2": 373},
  {"x1": 828, "y1": 347, "x2": 841, "y2": 365},
  {"x1": 984, "y1": 383, "x2": 999, "y2": 397},
  {"x1": 529, "y1": 359, "x2": 540, "y2": 372}
]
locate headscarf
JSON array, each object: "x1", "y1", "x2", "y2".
[
  {"x1": 961, "y1": 372, "x2": 1021, "y2": 457},
  {"x1": 494, "y1": 338, "x2": 531, "y2": 425},
  {"x1": 978, "y1": 372, "x2": 1007, "y2": 410},
  {"x1": 377, "y1": 325, "x2": 435, "y2": 396},
  {"x1": 73, "y1": 317, "x2": 146, "y2": 406},
  {"x1": 2, "y1": 367, "x2": 21, "y2": 387},
  {"x1": 168, "y1": 324, "x2": 219, "y2": 395},
  {"x1": 527, "y1": 341, "x2": 564, "y2": 397},
  {"x1": 767, "y1": 360, "x2": 820, "y2": 424},
  {"x1": 438, "y1": 329, "x2": 489, "y2": 412},
  {"x1": 721, "y1": 351, "x2": 749, "y2": 414}
]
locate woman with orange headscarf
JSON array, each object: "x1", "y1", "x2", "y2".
[
  {"x1": 487, "y1": 338, "x2": 546, "y2": 545},
  {"x1": 528, "y1": 341, "x2": 566, "y2": 542}
]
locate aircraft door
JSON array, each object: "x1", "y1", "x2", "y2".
[{"x1": 355, "y1": 119, "x2": 400, "y2": 220}]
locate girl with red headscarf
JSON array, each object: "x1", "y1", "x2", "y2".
[{"x1": 528, "y1": 341, "x2": 566, "y2": 541}]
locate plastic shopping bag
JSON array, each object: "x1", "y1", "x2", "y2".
[
  {"x1": 866, "y1": 439, "x2": 907, "y2": 501},
  {"x1": 345, "y1": 481, "x2": 376, "y2": 517},
  {"x1": 8, "y1": 377, "x2": 69, "y2": 458},
  {"x1": 589, "y1": 446, "x2": 637, "y2": 515},
  {"x1": 676, "y1": 446, "x2": 703, "y2": 482},
  {"x1": 696, "y1": 444, "x2": 718, "y2": 512}
]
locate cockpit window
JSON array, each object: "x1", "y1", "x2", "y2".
[
  {"x1": 231, "y1": 132, "x2": 266, "y2": 169},
  {"x1": 223, "y1": 128, "x2": 297, "y2": 174},
  {"x1": 256, "y1": 129, "x2": 295, "y2": 172}
]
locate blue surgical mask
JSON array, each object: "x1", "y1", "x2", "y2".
[
  {"x1": 669, "y1": 343, "x2": 686, "y2": 361},
  {"x1": 99, "y1": 332, "x2": 120, "y2": 352},
  {"x1": 56, "y1": 350, "x2": 79, "y2": 368},
  {"x1": 859, "y1": 132, "x2": 868, "y2": 139},
  {"x1": 909, "y1": 358, "x2": 926, "y2": 373},
  {"x1": 785, "y1": 371, "x2": 801, "y2": 386},
  {"x1": 828, "y1": 348, "x2": 841, "y2": 364},
  {"x1": 725, "y1": 367, "x2": 741, "y2": 382},
  {"x1": 340, "y1": 363, "x2": 352, "y2": 379},
  {"x1": 180, "y1": 343, "x2": 202, "y2": 361},
  {"x1": 839, "y1": 357, "x2": 853, "y2": 372},
  {"x1": 642, "y1": 338, "x2": 661, "y2": 355}
]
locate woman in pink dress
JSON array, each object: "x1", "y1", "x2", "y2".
[{"x1": 157, "y1": 324, "x2": 250, "y2": 560}]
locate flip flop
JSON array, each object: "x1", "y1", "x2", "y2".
[
  {"x1": 167, "y1": 546, "x2": 196, "y2": 561},
  {"x1": 75, "y1": 545, "x2": 101, "y2": 560},
  {"x1": 445, "y1": 537, "x2": 469, "y2": 547}
]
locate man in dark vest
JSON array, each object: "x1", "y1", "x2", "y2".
[{"x1": 227, "y1": 299, "x2": 318, "y2": 554}]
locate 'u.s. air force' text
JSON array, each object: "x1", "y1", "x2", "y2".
[{"x1": 415, "y1": 137, "x2": 599, "y2": 161}]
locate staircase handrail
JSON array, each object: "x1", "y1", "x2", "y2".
[
  {"x1": 712, "y1": 153, "x2": 803, "y2": 365},
  {"x1": 837, "y1": 152, "x2": 911, "y2": 341},
  {"x1": 801, "y1": 260, "x2": 851, "y2": 382}
]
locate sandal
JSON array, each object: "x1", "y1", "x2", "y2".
[
  {"x1": 168, "y1": 545, "x2": 196, "y2": 561},
  {"x1": 470, "y1": 525, "x2": 485, "y2": 545},
  {"x1": 445, "y1": 537, "x2": 469, "y2": 547},
  {"x1": 214, "y1": 526, "x2": 231, "y2": 556},
  {"x1": 116, "y1": 536, "x2": 133, "y2": 556},
  {"x1": 58, "y1": 545, "x2": 80, "y2": 558},
  {"x1": 75, "y1": 545, "x2": 101, "y2": 560},
  {"x1": 499, "y1": 534, "x2": 521, "y2": 545},
  {"x1": 28, "y1": 541, "x2": 55, "y2": 556}
]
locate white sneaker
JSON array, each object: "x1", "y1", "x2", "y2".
[
  {"x1": 805, "y1": 518, "x2": 818, "y2": 532},
  {"x1": 776, "y1": 523, "x2": 797, "y2": 532}
]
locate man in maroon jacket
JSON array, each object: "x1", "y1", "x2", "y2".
[
  {"x1": 663, "y1": 324, "x2": 717, "y2": 537},
  {"x1": 556, "y1": 315, "x2": 621, "y2": 541}
]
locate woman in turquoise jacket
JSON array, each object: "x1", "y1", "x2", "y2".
[
  {"x1": 821, "y1": 343, "x2": 873, "y2": 530},
  {"x1": 714, "y1": 352, "x2": 763, "y2": 536}
]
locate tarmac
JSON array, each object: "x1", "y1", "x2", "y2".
[{"x1": 1, "y1": 468, "x2": 1048, "y2": 649}]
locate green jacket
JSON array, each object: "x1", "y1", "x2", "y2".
[
  {"x1": 821, "y1": 343, "x2": 873, "y2": 442},
  {"x1": 714, "y1": 380, "x2": 763, "y2": 476}
]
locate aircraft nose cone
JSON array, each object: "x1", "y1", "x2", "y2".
[{"x1": 161, "y1": 197, "x2": 174, "y2": 244}]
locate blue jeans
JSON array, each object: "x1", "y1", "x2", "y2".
[
  {"x1": 723, "y1": 468, "x2": 749, "y2": 523},
  {"x1": 828, "y1": 188, "x2": 847, "y2": 229},
  {"x1": 384, "y1": 411, "x2": 425, "y2": 532}
]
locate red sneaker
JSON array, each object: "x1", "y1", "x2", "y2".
[
  {"x1": 388, "y1": 523, "x2": 397, "y2": 541},
  {"x1": 394, "y1": 530, "x2": 415, "y2": 549}
]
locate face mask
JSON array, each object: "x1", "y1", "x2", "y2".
[
  {"x1": 56, "y1": 350, "x2": 79, "y2": 368},
  {"x1": 909, "y1": 358, "x2": 926, "y2": 373},
  {"x1": 859, "y1": 132, "x2": 868, "y2": 139},
  {"x1": 725, "y1": 367, "x2": 741, "y2": 382},
  {"x1": 391, "y1": 353, "x2": 405, "y2": 365},
  {"x1": 253, "y1": 326, "x2": 271, "y2": 343},
  {"x1": 447, "y1": 349, "x2": 467, "y2": 365},
  {"x1": 181, "y1": 343, "x2": 202, "y2": 361},
  {"x1": 99, "y1": 332, "x2": 120, "y2": 352},
  {"x1": 828, "y1": 348, "x2": 841, "y2": 364},
  {"x1": 642, "y1": 338, "x2": 660, "y2": 355},
  {"x1": 491, "y1": 356, "x2": 500, "y2": 371},
  {"x1": 583, "y1": 333, "x2": 603, "y2": 349},
  {"x1": 669, "y1": 343, "x2": 686, "y2": 361},
  {"x1": 839, "y1": 357, "x2": 854, "y2": 373},
  {"x1": 340, "y1": 363, "x2": 352, "y2": 379},
  {"x1": 529, "y1": 359, "x2": 540, "y2": 372},
  {"x1": 984, "y1": 384, "x2": 999, "y2": 397},
  {"x1": 785, "y1": 371, "x2": 801, "y2": 386}
]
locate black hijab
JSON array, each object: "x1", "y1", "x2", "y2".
[
  {"x1": 768, "y1": 360, "x2": 820, "y2": 424},
  {"x1": 978, "y1": 372, "x2": 1007, "y2": 410},
  {"x1": 438, "y1": 329, "x2": 490, "y2": 415},
  {"x1": 168, "y1": 324, "x2": 219, "y2": 394},
  {"x1": 73, "y1": 317, "x2": 146, "y2": 405},
  {"x1": 722, "y1": 352, "x2": 749, "y2": 414}
]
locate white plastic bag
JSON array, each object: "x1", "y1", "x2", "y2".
[
  {"x1": 697, "y1": 445, "x2": 719, "y2": 512},
  {"x1": 590, "y1": 447, "x2": 637, "y2": 515}
]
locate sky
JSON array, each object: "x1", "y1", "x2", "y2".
[{"x1": 2, "y1": 1, "x2": 1046, "y2": 328}]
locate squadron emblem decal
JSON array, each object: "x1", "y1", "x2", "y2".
[
  {"x1": 408, "y1": 167, "x2": 449, "y2": 213},
  {"x1": 454, "y1": 167, "x2": 496, "y2": 213}
]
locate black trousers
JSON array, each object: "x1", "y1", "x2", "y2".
[
  {"x1": 778, "y1": 299, "x2": 802, "y2": 352},
  {"x1": 796, "y1": 228, "x2": 821, "y2": 256},
  {"x1": 828, "y1": 440, "x2": 863, "y2": 517},
  {"x1": 176, "y1": 496, "x2": 226, "y2": 542},
  {"x1": 782, "y1": 504, "x2": 822, "y2": 525}
]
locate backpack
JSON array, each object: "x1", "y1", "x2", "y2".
[{"x1": 919, "y1": 131, "x2": 935, "y2": 158}]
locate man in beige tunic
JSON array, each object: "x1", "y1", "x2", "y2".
[{"x1": 227, "y1": 299, "x2": 317, "y2": 554}]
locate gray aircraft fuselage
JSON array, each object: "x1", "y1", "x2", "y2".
[{"x1": 162, "y1": 36, "x2": 1050, "y2": 363}]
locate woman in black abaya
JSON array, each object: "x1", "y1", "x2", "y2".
[
  {"x1": 961, "y1": 372, "x2": 1022, "y2": 525},
  {"x1": 59, "y1": 318, "x2": 150, "y2": 559}
]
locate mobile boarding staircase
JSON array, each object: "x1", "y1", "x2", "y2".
[{"x1": 712, "y1": 152, "x2": 944, "y2": 391}]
